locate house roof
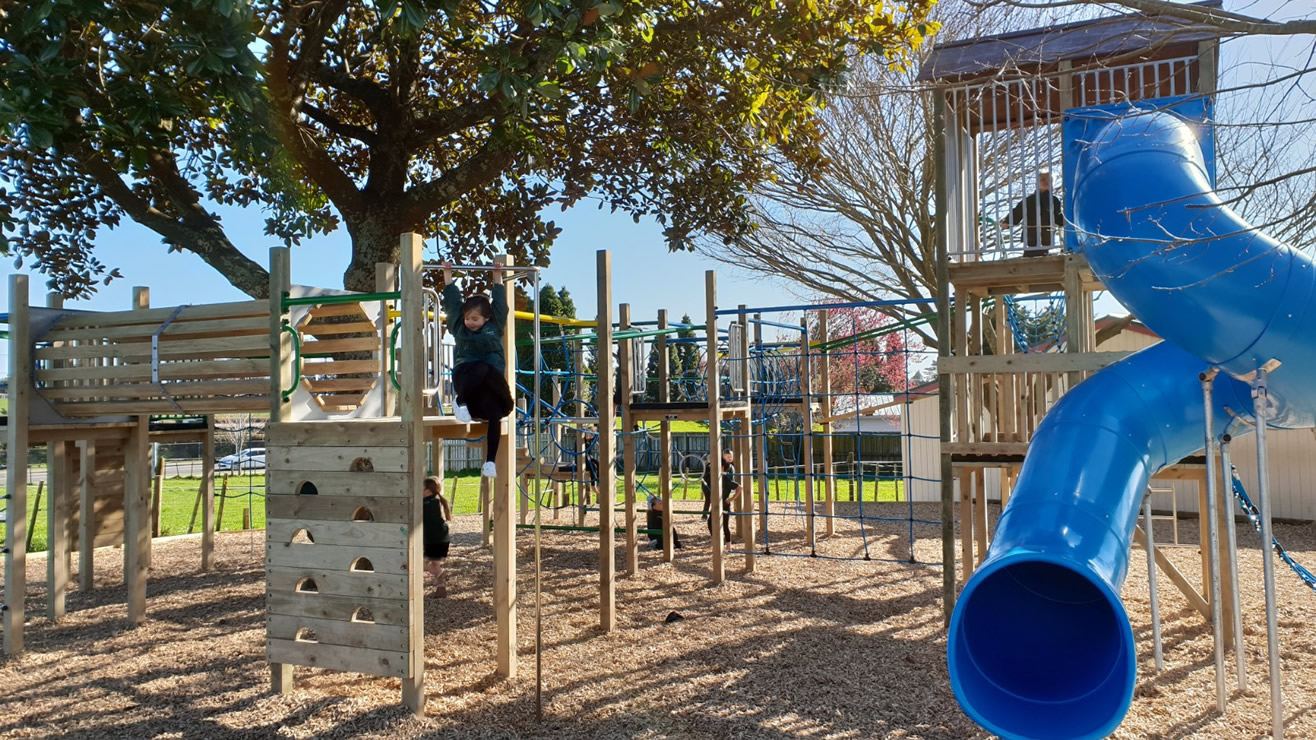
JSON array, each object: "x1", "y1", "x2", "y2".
[{"x1": 916, "y1": 1, "x2": 1222, "y2": 84}]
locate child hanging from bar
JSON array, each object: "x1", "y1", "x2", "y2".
[
  {"x1": 441, "y1": 262, "x2": 514, "y2": 478},
  {"x1": 701, "y1": 449, "x2": 739, "y2": 549}
]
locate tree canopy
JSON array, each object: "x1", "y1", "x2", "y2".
[{"x1": 0, "y1": 0, "x2": 936, "y2": 298}]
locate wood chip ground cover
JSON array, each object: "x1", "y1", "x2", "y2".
[{"x1": 1, "y1": 503, "x2": 1314, "y2": 738}]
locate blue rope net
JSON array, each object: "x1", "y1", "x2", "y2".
[
  {"x1": 1002, "y1": 294, "x2": 1067, "y2": 353},
  {"x1": 1229, "y1": 465, "x2": 1316, "y2": 593}
]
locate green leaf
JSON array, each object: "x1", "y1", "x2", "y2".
[
  {"x1": 27, "y1": 124, "x2": 52, "y2": 150},
  {"x1": 534, "y1": 81, "x2": 562, "y2": 100},
  {"x1": 597, "y1": 2, "x2": 622, "y2": 19}
]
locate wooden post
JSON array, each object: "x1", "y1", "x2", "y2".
[
  {"x1": 267, "y1": 247, "x2": 294, "y2": 693},
  {"x1": 492, "y1": 253, "x2": 517, "y2": 678},
  {"x1": 657, "y1": 310, "x2": 674, "y2": 561},
  {"x1": 706, "y1": 271, "x2": 725, "y2": 584},
  {"x1": 400, "y1": 234, "x2": 430, "y2": 707},
  {"x1": 201, "y1": 416, "x2": 215, "y2": 570},
  {"x1": 78, "y1": 440, "x2": 96, "y2": 592},
  {"x1": 241, "y1": 507, "x2": 251, "y2": 530},
  {"x1": 4, "y1": 275, "x2": 30, "y2": 655},
  {"x1": 737, "y1": 307, "x2": 754, "y2": 572},
  {"x1": 124, "y1": 286, "x2": 151, "y2": 625},
  {"x1": 47, "y1": 441, "x2": 70, "y2": 620},
  {"x1": 43, "y1": 292, "x2": 69, "y2": 620},
  {"x1": 619, "y1": 304, "x2": 638, "y2": 577},
  {"x1": 124, "y1": 415, "x2": 149, "y2": 625},
  {"x1": 934, "y1": 91, "x2": 958, "y2": 625},
  {"x1": 959, "y1": 469, "x2": 974, "y2": 583},
  {"x1": 151, "y1": 455, "x2": 165, "y2": 538},
  {"x1": 753, "y1": 315, "x2": 769, "y2": 538},
  {"x1": 973, "y1": 467, "x2": 988, "y2": 566},
  {"x1": 800, "y1": 318, "x2": 816, "y2": 552},
  {"x1": 376, "y1": 261, "x2": 400, "y2": 416},
  {"x1": 818, "y1": 310, "x2": 835, "y2": 537},
  {"x1": 597, "y1": 251, "x2": 617, "y2": 628}
]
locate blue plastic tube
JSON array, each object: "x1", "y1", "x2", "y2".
[{"x1": 947, "y1": 110, "x2": 1316, "y2": 740}]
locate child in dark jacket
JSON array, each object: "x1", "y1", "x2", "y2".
[
  {"x1": 441, "y1": 263, "x2": 514, "y2": 478},
  {"x1": 422, "y1": 476, "x2": 452, "y2": 597},
  {"x1": 701, "y1": 450, "x2": 739, "y2": 546}
]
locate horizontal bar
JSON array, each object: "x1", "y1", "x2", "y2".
[
  {"x1": 282, "y1": 291, "x2": 399, "y2": 309},
  {"x1": 513, "y1": 523, "x2": 660, "y2": 536}
]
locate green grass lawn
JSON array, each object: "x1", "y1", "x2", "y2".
[{"x1": 4, "y1": 471, "x2": 904, "y2": 553}]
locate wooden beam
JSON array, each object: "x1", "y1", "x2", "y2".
[
  {"x1": 597, "y1": 251, "x2": 617, "y2": 627},
  {"x1": 78, "y1": 440, "x2": 96, "y2": 592},
  {"x1": 267, "y1": 247, "x2": 294, "y2": 695},
  {"x1": 492, "y1": 252, "x2": 518, "y2": 680},
  {"x1": 1133, "y1": 525, "x2": 1211, "y2": 619},
  {"x1": 47, "y1": 439, "x2": 70, "y2": 620},
  {"x1": 400, "y1": 234, "x2": 429, "y2": 710},
  {"x1": 124, "y1": 415, "x2": 149, "y2": 626},
  {"x1": 706, "y1": 271, "x2": 725, "y2": 584},
  {"x1": 201, "y1": 417, "x2": 215, "y2": 571},
  {"x1": 5, "y1": 275, "x2": 30, "y2": 655}
]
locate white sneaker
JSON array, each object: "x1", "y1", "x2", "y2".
[
  {"x1": 453, "y1": 404, "x2": 472, "y2": 423},
  {"x1": 481, "y1": 461, "x2": 497, "y2": 478}
]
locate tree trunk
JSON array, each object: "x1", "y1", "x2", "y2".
[{"x1": 343, "y1": 211, "x2": 405, "y2": 291}]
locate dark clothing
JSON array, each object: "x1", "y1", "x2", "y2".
[
  {"x1": 646, "y1": 506, "x2": 683, "y2": 549},
  {"x1": 1002, "y1": 191, "x2": 1065, "y2": 256},
  {"x1": 705, "y1": 495, "x2": 732, "y2": 542},
  {"x1": 452, "y1": 360, "x2": 514, "y2": 463},
  {"x1": 701, "y1": 459, "x2": 738, "y2": 542},
  {"x1": 423, "y1": 495, "x2": 450, "y2": 560},
  {"x1": 442, "y1": 283, "x2": 509, "y2": 372}
]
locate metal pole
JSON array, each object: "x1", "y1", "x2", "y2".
[
  {"x1": 1220, "y1": 433, "x2": 1247, "y2": 693},
  {"x1": 1199, "y1": 370, "x2": 1227, "y2": 711},
  {"x1": 533, "y1": 270, "x2": 544, "y2": 721},
  {"x1": 1252, "y1": 366, "x2": 1283, "y2": 739},
  {"x1": 1143, "y1": 490, "x2": 1164, "y2": 672}
]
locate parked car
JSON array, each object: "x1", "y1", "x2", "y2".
[{"x1": 217, "y1": 448, "x2": 266, "y2": 471}]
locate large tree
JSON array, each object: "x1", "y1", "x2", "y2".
[{"x1": 0, "y1": 0, "x2": 936, "y2": 298}]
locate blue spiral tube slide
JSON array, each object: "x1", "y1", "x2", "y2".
[{"x1": 947, "y1": 110, "x2": 1316, "y2": 740}]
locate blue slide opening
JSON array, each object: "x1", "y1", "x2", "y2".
[{"x1": 951, "y1": 556, "x2": 1133, "y2": 740}]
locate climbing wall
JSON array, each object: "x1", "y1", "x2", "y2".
[{"x1": 264, "y1": 420, "x2": 421, "y2": 679}]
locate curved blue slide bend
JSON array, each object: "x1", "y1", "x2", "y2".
[{"x1": 946, "y1": 110, "x2": 1316, "y2": 740}]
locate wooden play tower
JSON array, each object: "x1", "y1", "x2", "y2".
[{"x1": 924, "y1": 7, "x2": 1232, "y2": 625}]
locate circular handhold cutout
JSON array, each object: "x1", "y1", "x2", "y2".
[
  {"x1": 349, "y1": 457, "x2": 374, "y2": 472},
  {"x1": 349, "y1": 557, "x2": 375, "y2": 573},
  {"x1": 351, "y1": 607, "x2": 375, "y2": 624},
  {"x1": 290, "y1": 528, "x2": 314, "y2": 545},
  {"x1": 294, "y1": 627, "x2": 319, "y2": 643},
  {"x1": 351, "y1": 506, "x2": 374, "y2": 522},
  {"x1": 296, "y1": 481, "x2": 319, "y2": 496}
]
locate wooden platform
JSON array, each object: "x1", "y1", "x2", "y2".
[{"x1": 948, "y1": 253, "x2": 1101, "y2": 295}]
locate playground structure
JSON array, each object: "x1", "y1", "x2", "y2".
[
  {"x1": 0, "y1": 5, "x2": 1311, "y2": 739},
  {"x1": 925, "y1": 8, "x2": 1310, "y2": 740}
]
